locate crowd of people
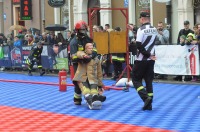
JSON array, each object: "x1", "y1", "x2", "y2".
[{"x1": 0, "y1": 19, "x2": 200, "y2": 81}]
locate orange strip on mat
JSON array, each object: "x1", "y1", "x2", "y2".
[{"x1": 0, "y1": 106, "x2": 173, "y2": 132}]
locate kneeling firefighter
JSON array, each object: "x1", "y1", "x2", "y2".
[{"x1": 26, "y1": 41, "x2": 45, "y2": 76}]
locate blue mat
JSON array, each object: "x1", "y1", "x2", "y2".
[{"x1": 0, "y1": 72, "x2": 200, "y2": 132}]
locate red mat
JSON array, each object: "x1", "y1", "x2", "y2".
[{"x1": 0, "y1": 106, "x2": 173, "y2": 132}]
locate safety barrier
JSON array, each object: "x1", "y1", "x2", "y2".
[
  {"x1": 1, "y1": 44, "x2": 199, "y2": 76},
  {"x1": 0, "y1": 45, "x2": 68, "y2": 70}
]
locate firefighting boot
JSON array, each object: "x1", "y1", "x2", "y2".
[
  {"x1": 143, "y1": 93, "x2": 153, "y2": 110},
  {"x1": 28, "y1": 70, "x2": 32, "y2": 76},
  {"x1": 98, "y1": 95, "x2": 106, "y2": 102},
  {"x1": 91, "y1": 88, "x2": 98, "y2": 101},
  {"x1": 143, "y1": 96, "x2": 152, "y2": 110},
  {"x1": 84, "y1": 94, "x2": 93, "y2": 108},
  {"x1": 39, "y1": 69, "x2": 45, "y2": 76},
  {"x1": 74, "y1": 93, "x2": 82, "y2": 105},
  {"x1": 136, "y1": 86, "x2": 153, "y2": 110}
]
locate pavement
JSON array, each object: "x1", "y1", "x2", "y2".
[{"x1": 0, "y1": 71, "x2": 200, "y2": 131}]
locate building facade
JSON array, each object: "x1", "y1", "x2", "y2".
[{"x1": 0, "y1": 0, "x2": 199, "y2": 43}]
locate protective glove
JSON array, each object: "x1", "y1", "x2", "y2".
[
  {"x1": 33, "y1": 58, "x2": 39, "y2": 62},
  {"x1": 26, "y1": 58, "x2": 32, "y2": 65},
  {"x1": 82, "y1": 57, "x2": 91, "y2": 63},
  {"x1": 98, "y1": 86, "x2": 104, "y2": 95},
  {"x1": 91, "y1": 51, "x2": 97, "y2": 59}
]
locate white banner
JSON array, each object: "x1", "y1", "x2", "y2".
[{"x1": 154, "y1": 45, "x2": 200, "y2": 75}]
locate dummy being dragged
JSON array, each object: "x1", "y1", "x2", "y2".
[{"x1": 73, "y1": 43, "x2": 106, "y2": 109}]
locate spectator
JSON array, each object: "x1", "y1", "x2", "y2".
[
  {"x1": 13, "y1": 36, "x2": 22, "y2": 47},
  {"x1": 156, "y1": 21, "x2": 170, "y2": 45},
  {"x1": 179, "y1": 35, "x2": 186, "y2": 46},
  {"x1": 47, "y1": 31, "x2": 57, "y2": 46},
  {"x1": 27, "y1": 34, "x2": 35, "y2": 46},
  {"x1": 0, "y1": 33, "x2": 7, "y2": 44},
  {"x1": 56, "y1": 33, "x2": 66, "y2": 45},
  {"x1": 23, "y1": 34, "x2": 29, "y2": 45},
  {"x1": 65, "y1": 30, "x2": 73, "y2": 73},
  {"x1": 177, "y1": 20, "x2": 194, "y2": 44},
  {"x1": 105, "y1": 24, "x2": 113, "y2": 32},
  {"x1": 155, "y1": 22, "x2": 170, "y2": 79},
  {"x1": 93, "y1": 25, "x2": 98, "y2": 32},
  {"x1": 34, "y1": 31, "x2": 42, "y2": 43},
  {"x1": 174, "y1": 20, "x2": 194, "y2": 81},
  {"x1": 40, "y1": 32, "x2": 48, "y2": 45},
  {"x1": 26, "y1": 29, "x2": 33, "y2": 35},
  {"x1": 185, "y1": 33, "x2": 198, "y2": 82},
  {"x1": 97, "y1": 26, "x2": 104, "y2": 32},
  {"x1": 127, "y1": 23, "x2": 137, "y2": 56},
  {"x1": 6, "y1": 37, "x2": 14, "y2": 46},
  {"x1": 66, "y1": 30, "x2": 73, "y2": 44},
  {"x1": 185, "y1": 33, "x2": 196, "y2": 45}
]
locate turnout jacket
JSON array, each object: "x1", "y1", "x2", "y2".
[
  {"x1": 70, "y1": 35, "x2": 97, "y2": 63},
  {"x1": 28, "y1": 46, "x2": 43, "y2": 60},
  {"x1": 73, "y1": 51, "x2": 103, "y2": 87}
]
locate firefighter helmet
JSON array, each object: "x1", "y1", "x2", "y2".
[{"x1": 75, "y1": 20, "x2": 88, "y2": 30}]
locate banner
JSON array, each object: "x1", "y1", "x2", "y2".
[
  {"x1": 21, "y1": 46, "x2": 31, "y2": 67},
  {"x1": 0, "y1": 46, "x2": 12, "y2": 67},
  {"x1": 0, "y1": 45, "x2": 199, "y2": 75},
  {"x1": 47, "y1": 45, "x2": 68, "y2": 70},
  {"x1": 10, "y1": 47, "x2": 22, "y2": 67},
  {"x1": 54, "y1": 58, "x2": 68, "y2": 70},
  {"x1": 154, "y1": 45, "x2": 199, "y2": 75},
  {"x1": 0, "y1": 45, "x2": 68, "y2": 70}
]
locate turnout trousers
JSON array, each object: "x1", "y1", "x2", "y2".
[{"x1": 132, "y1": 60, "x2": 155, "y2": 102}]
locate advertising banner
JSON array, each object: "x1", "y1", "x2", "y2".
[
  {"x1": 21, "y1": 46, "x2": 31, "y2": 67},
  {"x1": 10, "y1": 47, "x2": 22, "y2": 67},
  {"x1": 46, "y1": 45, "x2": 68, "y2": 70},
  {"x1": 0, "y1": 46, "x2": 12, "y2": 67},
  {"x1": 154, "y1": 45, "x2": 199, "y2": 75},
  {"x1": 0, "y1": 45, "x2": 198, "y2": 75}
]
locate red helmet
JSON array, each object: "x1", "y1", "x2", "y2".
[{"x1": 75, "y1": 20, "x2": 88, "y2": 30}]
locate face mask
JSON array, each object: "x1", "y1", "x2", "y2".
[{"x1": 77, "y1": 29, "x2": 88, "y2": 38}]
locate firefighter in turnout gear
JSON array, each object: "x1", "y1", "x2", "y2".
[
  {"x1": 111, "y1": 27, "x2": 125, "y2": 80},
  {"x1": 70, "y1": 20, "x2": 98, "y2": 105},
  {"x1": 26, "y1": 41, "x2": 45, "y2": 76},
  {"x1": 73, "y1": 43, "x2": 106, "y2": 109}
]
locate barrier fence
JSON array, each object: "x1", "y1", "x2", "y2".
[
  {"x1": 0, "y1": 44, "x2": 199, "y2": 75},
  {"x1": 0, "y1": 45, "x2": 68, "y2": 70}
]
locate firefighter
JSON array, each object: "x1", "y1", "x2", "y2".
[
  {"x1": 111, "y1": 27, "x2": 125, "y2": 80},
  {"x1": 73, "y1": 43, "x2": 106, "y2": 109},
  {"x1": 26, "y1": 41, "x2": 45, "y2": 76},
  {"x1": 70, "y1": 20, "x2": 98, "y2": 105}
]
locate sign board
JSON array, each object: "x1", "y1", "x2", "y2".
[
  {"x1": 124, "y1": 0, "x2": 128, "y2": 7},
  {"x1": 20, "y1": 0, "x2": 32, "y2": 20},
  {"x1": 13, "y1": 0, "x2": 20, "y2": 4},
  {"x1": 48, "y1": 0, "x2": 66, "y2": 8},
  {"x1": 155, "y1": 0, "x2": 171, "y2": 3}
]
